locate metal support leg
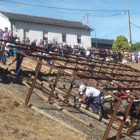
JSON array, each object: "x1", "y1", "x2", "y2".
[
  {"x1": 103, "y1": 101, "x2": 121, "y2": 140},
  {"x1": 35, "y1": 62, "x2": 40, "y2": 73},
  {"x1": 127, "y1": 101, "x2": 140, "y2": 135},
  {"x1": 48, "y1": 69, "x2": 61, "y2": 103},
  {"x1": 116, "y1": 99, "x2": 134, "y2": 139},
  {"x1": 65, "y1": 71, "x2": 78, "y2": 102},
  {"x1": 73, "y1": 64, "x2": 77, "y2": 74},
  {"x1": 25, "y1": 63, "x2": 42, "y2": 106}
]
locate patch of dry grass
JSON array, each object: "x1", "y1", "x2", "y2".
[
  {"x1": 0, "y1": 90, "x2": 90, "y2": 140},
  {"x1": 125, "y1": 62, "x2": 140, "y2": 71}
]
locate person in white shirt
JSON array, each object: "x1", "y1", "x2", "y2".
[{"x1": 79, "y1": 84, "x2": 104, "y2": 120}]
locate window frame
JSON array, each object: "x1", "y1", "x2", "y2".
[
  {"x1": 77, "y1": 35, "x2": 81, "y2": 44},
  {"x1": 43, "y1": 31, "x2": 48, "y2": 41},
  {"x1": 62, "y1": 34, "x2": 67, "y2": 42}
]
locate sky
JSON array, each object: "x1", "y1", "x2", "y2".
[{"x1": 0, "y1": 0, "x2": 140, "y2": 43}]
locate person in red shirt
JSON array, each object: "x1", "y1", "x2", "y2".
[{"x1": 118, "y1": 84, "x2": 128, "y2": 112}]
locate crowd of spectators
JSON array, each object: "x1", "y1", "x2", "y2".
[{"x1": 0, "y1": 27, "x2": 140, "y2": 64}]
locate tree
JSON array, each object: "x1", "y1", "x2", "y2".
[
  {"x1": 131, "y1": 43, "x2": 140, "y2": 52},
  {"x1": 112, "y1": 35, "x2": 130, "y2": 51}
]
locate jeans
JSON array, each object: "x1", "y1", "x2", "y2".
[
  {"x1": 1, "y1": 52, "x2": 6, "y2": 64},
  {"x1": 16, "y1": 53, "x2": 23, "y2": 76},
  {"x1": 135, "y1": 56, "x2": 138, "y2": 63},
  {"x1": 48, "y1": 60, "x2": 51, "y2": 65},
  {"x1": 87, "y1": 94, "x2": 104, "y2": 116}
]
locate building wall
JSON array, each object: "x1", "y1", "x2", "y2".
[
  {"x1": 11, "y1": 21, "x2": 91, "y2": 49},
  {"x1": 0, "y1": 13, "x2": 11, "y2": 31}
]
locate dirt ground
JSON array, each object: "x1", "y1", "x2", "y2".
[
  {"x1": 0, "y1": 87, "x2": 89, "y2": 140},
  {"x1": 125, "y1": 62, "x2": 140, "y2": 71}
]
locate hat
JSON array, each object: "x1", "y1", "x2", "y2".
[
  {"x1": 86, "y1": 51, "x2": 90, "y2": 56},
  {"x1": 6, "y1": 43, "x2": 10, "y2": 46},
  {"x1": 79, "y1": 91, "x2": 84, "y2": 95},
  {"x1": 79, "y1": 84, "x2": 86, "y2": 92},
  {"x1": 15, "y1": 39, "x2": 20, "y2": 42},
  {"x1": 5, "y1": 43, "x2": 10, "y2": 50}
]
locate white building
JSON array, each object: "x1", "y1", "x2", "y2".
[{"x1": 0, "y1": 11, "x2": 92, "y2": 49}]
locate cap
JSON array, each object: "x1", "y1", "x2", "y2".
[
  {"x1": 15, "y1": 39, "x2": 20, "y2": 42},
  {"x1": 6, "y1": 43, "x2": 10, "y2": 46},
  {"x1": 86, "y1": 51, "x2": 90, "y2": 56},
  {"x1": 79, "y1": 91, "x2": 84, "y2": 95},
  {"x1": 5, "y1": 43, "x2": 10, "y2": 50},
  {"x1": 79, "y1": 84, "x2": 86, "y2": 92}
]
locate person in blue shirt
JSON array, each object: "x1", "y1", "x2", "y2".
[
  {"x1": 3, "y1": 27, "x2": 8, "y2": 33},
  {"x1": 44, "y1": 41, "x2": 49, "y2": 48},
  {"x1": 8, "y1": 39, "x2": 23, "y2": 76},
  {"x1": 52, "y1": 39, "x2": 56, "y2": 45},
  {"x1": 134, "y1": 50, "x2": 139, "y2": 63}
]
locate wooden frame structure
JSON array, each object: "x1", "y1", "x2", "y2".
[{"x1": 0, "y1": 39, "x2": 140, "y2": 139}]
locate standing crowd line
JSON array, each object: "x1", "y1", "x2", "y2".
[{"x1": 1, "y1": 27, "x2": 140, "y2": 68}]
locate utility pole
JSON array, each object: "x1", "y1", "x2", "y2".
[
  {"x1": 127, "y1": 9, "x2": 132, "y2": 47},
  {"x1": 83, "y1": 16, "x2": 85, "y2": 26},
  {"x1": 87, "y1": 13, "x2": 89, "y2": 26}
]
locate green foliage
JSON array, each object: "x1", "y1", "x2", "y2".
[
  {"x1": 131, "y1": 43, "x2": 140, "y2": 52},
  {"x1": 113, "y1": 35, "x2": 130, "y2": 51}
]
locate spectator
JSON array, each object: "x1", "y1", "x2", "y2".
[
  {"x1": 44, "y1": 41, "x2": 49, "y2": 49},
  {"x1": 2, "y1": 29, "x2": 10, "y2": 41},
  {"x1": 134, "y1": 50, "x2": 139, "y2": 63},
  {"x1": 122, "y1": 57, "x2": 128, "y2": 63},
  {"x1": 25, "y1": 37, "x2": 30, "y2": 45},
  {"x1": 3, "y1": 27, "x2": 8, "y2": 33},
  {"x1": 118, "y1": 51, "x2": 123, "y2": 62},
  {"x1": 0, "y1": 29, "x2": 3, "y2": 50},
  {"x1": 0, "y1": 29, "x2": 3, "y2": 40},
  {"x1": 31, "y1": 39, "x2": 37, "y2": 47},
  {"x1": 9, "y1": 33, "x2": 15, "y2": 42},
  {"x1": 38, "y1": 39, "x2": 44, "y2": 47},
  {"x1": 14, "y1": 34, "x2": 18, "y2": 42},
  {"x1": 52, "y1": 39, "x2": 56, "y2": 45},
  {"x1": 124, "y1": 50, "x2": 128, "y2": 58}
]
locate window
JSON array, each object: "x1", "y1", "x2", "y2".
[
  {"x1": 77, "y1": 35, "x2": 81, "y2": 43},
  {"x1": 43, "y1": 31, "x2": 48, "y2": 41},
  {"x1": 62, "y1": 34, "x2": 66, "y2": 42},
  {"x1": 24, "y1": 29, "x2": 29, "y2": 38}
]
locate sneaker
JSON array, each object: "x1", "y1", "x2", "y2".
[
  {"x1": 93, "y1": 110, "x2": 98, "y2": 114},
  {"x1": 99, "y1": 114, "x2": 103, "y2": 121}
]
